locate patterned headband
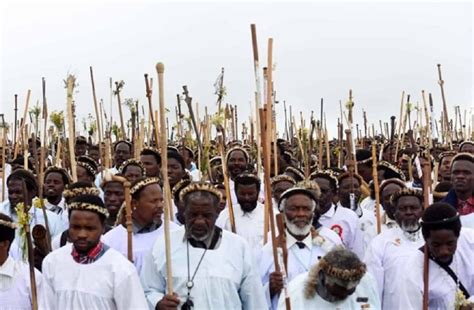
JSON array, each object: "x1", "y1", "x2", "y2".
[
  {"x1": 179, "y1": 182, "x2": 223, "y2": 202},
  {"x1": 130, "y1": 177, "x2": 161, "y2": 196},
  {"x1": 68, "y1": 202, "x2": 109, "y2": 218},
  {"x1": 0, "y1": 219, "x2": 17, "y2": 229}
]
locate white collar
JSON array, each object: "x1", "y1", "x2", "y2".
[
  {"x1": 321, "y1": 204, "x2": 336, "y2": 219},
  {"x1": 285, "y1": 229, "x2": 312, "y2": 249},
  {"x1": 0, "y1": 256, "x2": 15, "y2": 278}
]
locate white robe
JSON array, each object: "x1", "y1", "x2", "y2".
[
  {"x1": 45, "y1": 196, "x2": 69, "y2": 231},
  {"x1": 140, "y1": 226, "x2": 267, "y2": 310},
  {"x1": 259, "y1": 227, "x2": 343, "y2": 309},
  {"x1": 0, "y1": 256, "x2": 46, "y2": 310},
  {"x1": 42, "y1": 243, "x2": 148, "y2": 310},
  {"x1": 319, "y1": 204, "x2": 365, "y2": 258},
  {"x1": 399, "y1": 228, "x2": 474, "y2": 309},
  {"x1": 102, "y1": 221, "x2": 179, "y2": 273},
  {"x1": 364, "y1": 226, "x2": 424, "y2": 309},
  {"x1": 278, "y1": 271, "x2": 381, "y2": 310},
  {"x1": 461, "y1": 213, "x2": 474, "y2": 229}
]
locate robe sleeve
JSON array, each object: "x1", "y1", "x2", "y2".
[
  {"x1": 114, "y1": 268, "x2": 148, "y2": 310},
  {"x1": 41, "y1": 256, "x2": 58, "y2": 310},
  {"x1": 363, "y1": 237, "x2": 385, "y2": 301},
  {"x1": 350, "y1": 219, "x2": 366, "y2": 259},
  {"x1": 238, "y1": 239, "x2": 268, "y2": 310},
  {"x1": 140, "y1": 249, "x2": 166, "y2": 309}
]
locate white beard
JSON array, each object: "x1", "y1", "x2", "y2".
[
  {"x1": 284, "y1": 214, "x2": 312, "y2": 237},
  {"x1": 400, "y1": 220, "x2": 420, "y2": 233}
]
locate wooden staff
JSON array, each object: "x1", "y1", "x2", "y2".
[
  {"x1": 371, "y1": 142, "x2": 382, "y2": 234},
  {"x1": 276, "y1": 213, "x2": 291, "y2": 310},
  {"x1": 66, "y1": 76, "x2": 78, "y2": 182},
  {"x1": 13, "y1": 94, "x2": 18, "y2": 157},
  {"x1": 123, "y1": 180, "x2": 133, "y2": 262},
  {"x1": 114, "y1": 81, "x2": 126, "y2": 140},
  {"x1": 156, "y1": 62, "x2": 173, "y2": 295},
  {"x1": 89, "y1": 67, "x2": 104, "y2": 175},
  {"x1": 324, "y1": 116, "x2": 331, "y2": 168},
  {"x1": 437, "y1": 64, "x2": 452, "y2": 149},
  {"x1": 394, "y1": 91, "x2": 405, "y2": 160},
  {"x1": 22, "y1": 181, "x2": 38, "y2": 310},
  {"x1": 421, "y1": 156, "x2": 431, "y2": 310},
  {"x1": 145, "y1": 74, "x2": 159, "y2": 146},
  {"x1": 14, "y1": 90, "x2": 31, "y2": 159},
  {"x1": 218, "y1": 128, "x2": 235, "y2": 232},
  {"x1": 1, "y1": 127, "x2": 5, "y2": 200}
]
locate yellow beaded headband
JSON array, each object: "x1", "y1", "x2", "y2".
[
  {"x1": 68, "y1": 202, "x2": 109, "y2": 218},
  {"x1": 130, "y1": 177, "x2": 161, "y2": 196},
  {"x1": 179, "y1": 182, "x2": 223, "y2": 202},
  {"x1": 270, "y1": 175, "x2": 296, "y2": 186},
  {"x1": 63, "y1": 187, "x2": 100, "y2": 200}
]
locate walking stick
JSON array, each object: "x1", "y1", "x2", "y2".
[
  {"x1": 114, "y1": 81, "x2": 126, "y2": 140},
  {"x1": 123, "y1": 180, "x2": 133, "y2": 262},
  {"x1": 421, "y1": 156, "x2": 431, "y2": 310},
  {"x1": 371, "y1": 141, "x2": 381, "y2": 234},
  {"x1": 89, "y1": 67, "x2": 104, "y2": 176},
  {"x1": 276, "y1": 214, "x2": 291, "y2": 310},
  {"x1": 65, "y1": 75, "x2": 78, "y2": 182},
  {"x1": 156, "y1": 62, "x2": 173, "y2": 295},
  {"x1": 437, "y1": 64, "x2": 452, "y2": 150},
  {"x1": 14, "y1": 90, "x2": 31, "y2": 159},
  {"x1": 14, "y1": 94, "x2": 18, "y2": 158}
]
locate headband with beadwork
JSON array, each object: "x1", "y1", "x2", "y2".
[
  {"x1": 224, "y1": 146, "x2": 249, "y2": 164},
  {"x1": 377, "y1": 161, "x2": 406, "y2": 181},
  {"x1": 0, "y1": 219, "x2": 17, "y2": 229},
  {"x1": 179, "y1": 182, "x2": 223, "y2": 202},
  {"x1": 278, "y1": 187, "x2": 318, "y2": 209},
  {"x1": 68, "y1": 202, "x2": 109, "y2": 218},
  {"x1": 270, "y1": 175, "x2": 296, "y2": 186},
  {"x1": 390, "y1": 187, "x2": 423, "y2": 205},
  {"x1": 296, "y1": 180, "x2": 321, "y2": 194},
  {"x1": 318, "y1": 256, "x2": 366, "y2": 281},
  {"x1": 118, "y1": 158, "x2": 146, "y2": 175},
  {"x1": 172, "y1": 178, "x2": 192, "y2": 198},
  {"x1": 310, "y1": 170, "x2": 339, "y2": 188},
  {"x1": 130, "y1": 177, "x2": 161, "y2": 196},
  {"x1": 63, "y1": 187, "x2": 100, "y2": 200},
  {"x1": 44, "y1": 166, "x2": 72, "y2": 184},
  {"x1": 77, "y1": 161, "x2": 97, "y2": 176},
  {"x1": 285, "y1": 166, "x2": 305, "y2": 180}
]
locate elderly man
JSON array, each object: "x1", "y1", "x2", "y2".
[
  {"x1": 279, "y1": 247, "x2": 380, "y2": 309},
  {"x1": 140, "y1": 182, "x2": 267, "y2": 310},
  {"x1": 399, "y1": 203, "x2": 474, "y2": 309},
  {"x1": 259, "y1": 186, "x2": 342, "y2": 309},
  {"x1": 364, "y1": 188, "x2": 425, "y2": 309}
]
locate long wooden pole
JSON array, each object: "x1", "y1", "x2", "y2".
[
  {"x1": 124, "y1": 180, "x2": 133, "y2": 262},
  {"x1": 156, "y1": 62, "x2": 173, "y2": 295},
  {"x1": 66, "y1": 77, "x2": 78, "y2": 182},
  {"x1": 1, "y1": 128, "x2": 5, "y2": 201},
  {"x1": 437, "y1": 64, "x2": 452, "y2": 150},
  {"x1": 115, "y1": 81, "x2": 126, "y2": 140},
  {"x1": 14, "y1": 90, "x2": 31, "y2": 159},
  {"x1": 371, "y1": 142, "x2": 382, "y2": 234},
  {"x1": 89, "y1": 67, "x2": 104, "y2": 175},
  {"x1": 22, "y1": 181, "x2": 38, "y2": 310},
  {"x1": 421, "y1": 157, "x2": 431, "y2": 310}
]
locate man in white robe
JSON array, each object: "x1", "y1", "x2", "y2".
[
  {"x1": 0, "y1": 213, "x2": 46, "y2": 310},
  {"x1": 259, "y1": 187, "x2": 342, "y2": 309},
  {"x1": 141, "y1": 182, "x2": 267, "y2": 310},
  {"x1": 42, "y1": 193, "x2": 147, "y2": 310},
  {"x1": 364, "y1": 187, "x2": 425, "y2": 309},
  {"x1": 43, "y1": 166, "x2": 71, "y2": 231},
  {"x1": 279, "y1": 247, "x2": 380, "y2": 309},
  {"x1": 399, "y1": 203, "x2": 474, "y2": 309}
]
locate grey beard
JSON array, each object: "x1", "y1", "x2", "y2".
[
  {"x1": 400, "y1": 220, "x2": 420, "y2": 233},
  {"x1": 284, "y1": 214, "x2": 312, "y2": 237}
]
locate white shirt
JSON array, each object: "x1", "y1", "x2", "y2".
[
  {"x1": 42, "y1": 243, "x2": 148, "y2": 310},
  {"x1": 319, "y1": 204, "x2": 365, "y2": 258},
  {"x1": 45, "y1": 196, "x2": 68, "y2": 231},
  {"x1": 140, "y1": 226, "x2": 268, "y2": 310},
  {"x1": 0, "y1": 256, "x2": 46, "y2": 310},
  {"x1": 0, "y1": 163, "x2": 11, "y2": 201},
  {"x1": 364, "y1": 226, "x2": 424, "y2": 309},
  {"x1": 259, "y1": 226, "x2": 343, "y2": 309},
  {"x1": 103, "y1": 221, "x2": 179, "y2": 273},
  {"x1": 461, "y1": 213, "x2": 474, "y2": 229},
  {"x1": 278, "y1": 271, "x2": 381, "y2": 310},
  {"x1": 399, "y1": 228, "x2": 474, "y2": 309}
]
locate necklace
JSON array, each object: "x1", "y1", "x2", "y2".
[{"x1": 183, "y1": 240, "x2": 208, "y2": 310}]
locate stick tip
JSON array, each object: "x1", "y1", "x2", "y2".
[
  {"x1": 437, "y1": 63, "x2": 441, "y2": 68},
  {"x1": 156, "y1": 62, "x2": 165, "y2": 74}
]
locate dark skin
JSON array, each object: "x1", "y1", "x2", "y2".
[
  {"x1": 76, "y1": 166, "x2": 94, "y2": 183},
  {"x1": 88, "y1": 148, "x2": 100, "y2": 164},
  {"x1": 235, "y1": 183, "x2": 259, "y2": 213},
  {"x1": 75, "y1": 142, "x2": 88, "y2": 157},
  {"x1": 157, "y1": 195, "x2": 219, "y2": 310},
  {"x1": 394, "y1": 196, "x2": 423, "y2": 230},
  {"x1": 44, "y1": 172, "x2": 66, "y2": 205},
  {"x1": 314, "y1": 178, "x2": 336, "y2": 215},
  {"x1": 357, "y1": 164, "x2": 372, "y2": 184},
  {"x1": 69, "y1": 210, "x2": 104, "y2": 254},
  {"x1": 8, "y1": 179, "x2": 36, "y2": 209},
  {"x1": 103, "y1": 182, "x2": 125, "y2": 226},
  {"x1": 438, "y1": 155, "x2": 454, "y2": 182},
  {"x1": 460, "y1": 143, "x2": 474, "y2": 154},
  {"x1": 338, "y1": 177, "x2": 361, "y2": 209},
  {"x1": 168, "y1": 158, "x2": 185, "y2": 188},
  {"x1": 272, "y1": 180, "x2": 294, "y2": 203},
  {"x1": 381, "y1": 184, "x2": 403, "y2": 220},
  {"x1": 216, "y1": 188, "x2": 227, "y2": 215},
  {"x1": 140, "y1": 154, "x2": 160, "y2": 177},
  {"x1": 270, "y1": 194, "x2": 314, "y2": 298},
  {"x1": 131, "y1": 183, "x2": 164, "y2": 228},
  {"x1": 0, "y1": 238, "x2": 10, "y2": 265},
  {"x1": 319, "y1": 271, "x2": 357, "y2": 301},
  {"x1": 451, "y1": 160, "x2": 474, "y2": 201},
  {"x1": 114, "y1": 142, "x2": 131, "y2": 169},
  {"x1": 227, "y1": 150, "x2": 247, "y2": 180},
  {"x1": 426, "y1": 229, "x2": 458, "y2": 264},
  {"x1": 123, "y1": 165, "x2": 143, "y2": 183}
]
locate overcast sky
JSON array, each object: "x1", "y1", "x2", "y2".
[{"x1": 1, "y1": 0, "x2": 472, "y2": 139}]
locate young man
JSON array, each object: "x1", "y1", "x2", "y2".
[
  {"x1": 43, "y1": 166, "x2": 71, "y2": 230},
  {"x1": 259, "y1": 187, "x2": 342, "y2": 309},
  {"x1": 141, "y1": 182, "x2": 267, "y2": 309},
  {"x1": 399, "y1": 203, "x2": 474, "y2": 309},
  {"x1": 42, "y1": 194, "x2": 148, "y2": 309},
  {"x1": 364, "y1": 188, "x2": 425, "y2": 309},
  {"x1": 443, "y1": 153, "x2": 474, "y2": 216},
  {"x1": 280, "y1": 247, "x2": 380, "y2": 309}
]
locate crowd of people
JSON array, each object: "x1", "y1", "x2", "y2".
[{"x1": 0, "y1": 124, "x2": 473, "y2": 309}]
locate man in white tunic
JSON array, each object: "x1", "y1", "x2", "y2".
[
  {"x1": 399, "y1": 203, "x2": 474, "y2": 309},
  {"x1": 279, "y1": 247, "x2": 380, "y2": 309},
  {"x1": 141, "y1": 182, "x2": 267, "y2": 310},
  {"x1": 43, "y1": 166, "x2": 71, "y2": 230},
  {"x1": 42, "y1": 194, "x2": 148, "y2": 310},
  {"x1": 312, "y1": 171, "x2": 365, "y2": 258},
  {"x1": 259, "y1": 186, "x2": 342, "y2": 309},
  {"x1": 103, "y1": 177, "x2": 178, "y2": 272},
  {"x1": 364, "y1": 187, "x2": 425, "y2": 309},
  {"x1": 0, "y1": 213, "x2": 46, "y2": 310}
]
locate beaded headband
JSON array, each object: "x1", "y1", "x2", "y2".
[
  {"x1": 296, "y1": 180, "x2": 321, "y2": 198},
  {"x1": 390, "y1": 187, "x2": 423, "y2": 205},
  {"x1": 118, "y1": 158, "x2": 146, "y2": 175},
  {"x1": 235, "y1": 172, "x2": 260, "y2": 184},
  {"x1": 270, "y1": 175, "x2": 296, "y2": 186},
  {"x1": 224, "y1": 146, "x2": 249, "y2": 164},
  {"x1": 77, "y1": 161, "x2": 97, "y2": 176},
  {"x1": 68, "y1": 202, "x2": 109, "y2": 218},
  {"x1": 179, "y1": 182, "x2": 223, "y2": 202},
  {"x1": 379, "y1": 178, "x2": 406, "y2": 193},
  {"x1": 172, "y1": 179, "x2": 192, "y2": 198},
  {"x1": 63, "y1": 187, "x2": 100, "y2": 200},
  {"x1": 285, "y1": 166, "x2": 305, "y2": 180},
  {"x1": 130, "y1": 177, "x2": 161, "y2": 196},
  {"x1": 279, "y1": 187, "x2": 318, "y2": 209},
  {"x1": 377, "y1": 160, "x2": 406, "y2": 181},
  {"x1": 310, "y1": 170, "x2": 339, "y2": 188},
  {"x1": 44, "y1": 166, "x2": 72, "y2": 184},
  {"x1": 337, "y1": 172, "x2": 364, "y2": 186},
  {"x1": 318, "y1": 256, "x2": 366, "y2": 281},
  {"x1": 0, "y1": 219, "x2": 17, "y2": 229}
]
